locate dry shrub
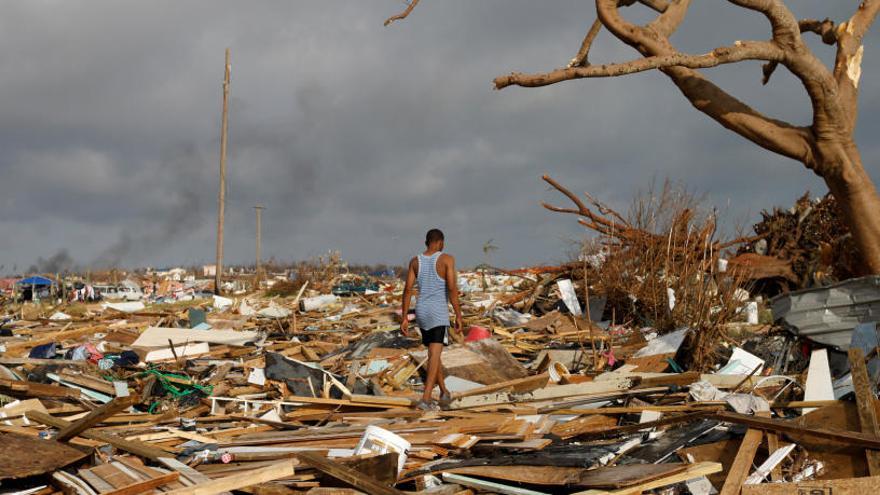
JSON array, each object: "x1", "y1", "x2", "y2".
[
  {"x1": 266, "y1": 251, "x2": 343, "y2": 297},
  {"x1": 545, "y1": 176, "x2": 750, "y2": 370}
]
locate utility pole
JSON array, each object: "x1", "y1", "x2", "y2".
[
  {"x1": 253, "y1": 205, "x2": 265, "y2": 287},
  {"x1": 215, "y1": 48, "x2": 231, "y2": 295}
]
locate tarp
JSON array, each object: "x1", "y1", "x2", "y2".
[{"x1": 16, "y1": 276, "x2": 55, "y2": 287}]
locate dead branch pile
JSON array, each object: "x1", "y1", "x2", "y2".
[
  {"x1": 544, "y1": 175, "x2": 750, "y2": 369},
  {"x1": 736, "y1": 192, "x2": 860, "y2": 293}
]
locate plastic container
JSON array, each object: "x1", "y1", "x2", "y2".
[{"x1": 354, "y1": 425, "x2": 411, "y2": 474}]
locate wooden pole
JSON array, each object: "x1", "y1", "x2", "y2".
[
  {"x1": 254, "y1": 205, "x2": 265, "y2": 287},
  {"x1": 848, "y1": 347, "x2": 880, "y2": 475},
  {"x1": 215, "y1": 48, "x2": 231, "y2": 295}
]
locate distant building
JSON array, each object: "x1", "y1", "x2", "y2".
[{"x1": 203, "y1": 265, "x2": 217, "y2": 277}]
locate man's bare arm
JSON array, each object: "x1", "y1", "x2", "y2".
[
  {"x1": 400, "y1": 257, "x2": 417, "y2": 335},
  {"x1": 443, "y1": 255, "x2": 463, "y2": 333}
]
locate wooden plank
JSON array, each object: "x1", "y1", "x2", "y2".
[
  {"x1": 101, "y1": 472, "x2": 179, "y2": 495},
  {"x1": 441, "y1": 473, "x2": 548, "y2": 495},
  {"x1": 114, "y1": 456, "x2": 185, "y2": 490},
  {"x1": 90, "y1": 464, "x2": 139, "y2": 489},
  {"x1": 0, "y1": 432, "x2": 89, "y2": 480},
  {"x1": 719, "y1": 426, "x2": 763, "y2": 495},
  {"x1": 449, "y1": 379, "x2": 634, "y2": 409},
  {"x1": 714, "y1": 411, "x2": 880, "y2": 449},
  {"x1": 53, "y1": 470, "x2": 99, "y2": 495},
  {"x1": 56, "y1": 397, "x2": 137, "y2": 442},
  {"x1": 283, "y1": 396, "x2": 401, "y2": 408},
  {"x1": 296, "y1": 452, "x2": 404, "y2": 495},
  {"x1": 0, "y1": 378, "x2": 81, "y2": 398},
  {"x1": 162, "y1": 460, "x2": 295, "y2": 495},
  {"x1": 766, "y1": 432, "x2": 782, "y2": 482},
  {"x1": 25, "y1": 410, "x2": 169, "y2": 461},
  {"x1": 157, "y1": 457, "x2": 214, "y2": 484},
  {"x1": 345, "y1": 394, "x2": 413, "y2": 407},
  {"x1": 572, "y1": 462, "x2": 722, "y2": 495},
  {"x1": 444, "y1": 464, "x2": 687, "y2": 489},
  {"x1": 451, "y1": 373, "x2": 551, "y2": 399},
  {"x1": 58, "y1": 372, "x2": 116, "y2": 395},
  {"x1": 549, "y1": 405, "x2": 723, "y2": 416},
  {"x1": 79, "y1": 469, "x2": 116, "y2": 494},
  {"x1": 741, "y1": 475, "x2": 880, "y2": 494},
  {"x1": 849, "y1": 347, "x2": 880, "y2": 475}
]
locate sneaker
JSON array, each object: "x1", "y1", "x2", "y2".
[
  {"x1": 439, "y1": 392, "x2": 453, "y2": 409},
  {"x1": 414, "y1": 399, "x2": 440, "y2": 411}
]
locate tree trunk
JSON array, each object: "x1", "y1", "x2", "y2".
[{"x1": 819, "y1": 141, "x2": 880, "y2": 274}]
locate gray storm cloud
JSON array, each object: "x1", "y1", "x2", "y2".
[{"x1": 0, "y1": 1, "x2": 876, "y2": 274}]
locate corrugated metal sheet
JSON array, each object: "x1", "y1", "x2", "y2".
[{"x1": 771, "y1": 275, "x2": 880, "y2": 349}]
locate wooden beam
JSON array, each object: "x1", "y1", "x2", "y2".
[
  {"x1": 25, "y1": 410, "x2": 168, "y2": 461},
  {"x1": 572, "y1": 462, "x2": 722, "y2": 495},
  {"x1": 102, "y1": 472, "x2": 180, "y2": 495},
  {"x1": 296, "y1": 452, "x2": 404, "y2": 495},
  {"x1": 56, "y1": 397, "x2": 137, "y2": 442},
  {"x1": 766, "y1": 432, "x2": 782, "y2": 481},
  {"x1": 157, "y1": 457, "x2": 214, "y2": 484},
  {"x1": 163, "y1": 459, "x2": 295, "y2": 495},
  {"x1": 720, "y1": 425, "x2": 763, "y2": 495},
  {"x1": 849, "y1": 347, "x2": 880, "y2": 475},
  {"x1": 714, "y1": 411, "x2": 880, "y2": 449},
  {"x1": 0, "y1": 378, "x2": 81, "y2": 398},
  {"x1": 451, "y1": 373, "x2": 551, "y2": 399}
]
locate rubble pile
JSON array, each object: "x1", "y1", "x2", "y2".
[{"x1": 1, "y1": 257, "x2": 879, "y2": 495}]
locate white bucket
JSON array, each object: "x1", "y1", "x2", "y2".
[{"x1": 354, "y1": 425, "x2": 410, "y2": 475}]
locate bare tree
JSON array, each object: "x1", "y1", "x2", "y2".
[{"x1": 385, "y1": 1, "x2": 880, "y2": 273}]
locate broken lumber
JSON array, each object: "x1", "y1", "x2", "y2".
[
  {"x1": 163, "y1": 460, "x2": 296, "y2": 495},
  {"x1": 849, "y1": 347, "x2": 880, "y2": 475},
  {"x1": 715, "y1": 411, "x2": 880, "y2": 449},
  {"x1": 296, "y1": 452, "x2": 404, "y2": 495},
  {"x1": 25, "y1": 410, "x2": 168, "y2": 461},
  {"x1": 56, "y1": 396, "x2": 137, "y2": 442}
]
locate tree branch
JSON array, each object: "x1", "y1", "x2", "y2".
[
  {"x1": 569, "y1": 19, "x2": 604, "y2": 68},
  {"x1": 833, "y1": 0, "x2": 880, "y2": 131},
  {"x1": 638, "y1": 0, "x2": 670, "y2": 13},
  {"x1": 384, "y1": 0, "x2": 421, "y2": 26},
  {"x1": 542, "y1": 175, "x2": 633, "y2": 236},
  {"x1": 799, "y1": 18, "x2": 837, "y2": 45},
  {"x1": 590, "y1": 0, "x2": 816, "y2": 165},
  {"x1": 496, "y1": 41, "x2": 783, "y2": 89},
  {"x1": 725, "y1": 0, "x2": 845, "y2": 136},
  {"x1": 649, "y1": 0, "x2": 692, "y2": 37},
  {"x1": 726, "y1": 0, "x2": 802, "y2": 47}
]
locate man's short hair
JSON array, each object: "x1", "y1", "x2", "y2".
[{"x1": 425, "y1": 229, "x2": 445, "y2": 246}]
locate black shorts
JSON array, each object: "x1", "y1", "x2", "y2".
[{"x1": 420, "y1": 326, "x2": 449, "y2": 346}]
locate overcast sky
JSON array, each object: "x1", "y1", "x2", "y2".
[{"x1": 0, "y1": 1, "x2": 877, "y2": 274}]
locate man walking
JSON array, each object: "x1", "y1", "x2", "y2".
[{"x1": 400, "y1": 229, "x2": 463, "y2": 410}]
